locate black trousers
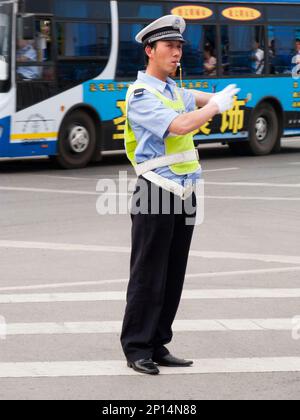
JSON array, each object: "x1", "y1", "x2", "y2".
[{"x1": 120, "y1": 177, "x2": 197, "y2": 362}]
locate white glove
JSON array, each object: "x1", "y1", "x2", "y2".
[
  {"x1": 209, "y1": 84, "x2": 241, "y2": 114},
  {"x1": 210, "y1": 93, "x2": 234, "y2": 114},
  {"x1": 215, "y1": 84, "x2": 239, "y2": 97}
]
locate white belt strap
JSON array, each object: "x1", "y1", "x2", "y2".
[
  {"x1": 134, "y1": 149, "x2": 199, "y2": 177},
  {"x1": 142, "y1": 171, "x2": 195, "y2": 201}
]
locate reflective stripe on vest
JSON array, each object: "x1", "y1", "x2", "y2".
[{"x1": 124, "y1": 82, "x2": 201, "y2": 176}]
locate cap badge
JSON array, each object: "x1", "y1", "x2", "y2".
[{"x1": 173, "y1": 18, "x2": 181, "y2": 30}]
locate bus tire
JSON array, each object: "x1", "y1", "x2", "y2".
[
  {"x1": 248, "y1": 103, "x2": 279, "y2": 155},
  {"x1": 228, "y1": 103, "x2": 279, "y2": 156},
  {"x1": 56, "y1": 111, "x2": 96, "y2": 169}
]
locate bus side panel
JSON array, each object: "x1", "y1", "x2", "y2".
[
  {"x1": 83, "y1": 80, "x2": 129, "y2": 151},
  {"x1": 83, "y1": 76, "x2": 300, "y2": 151},
  {"x1": 7, "y1": 85, "x2": 84, "y2": 158},
  {"x1": 0, "y1": 116, "x2": 13, "y2": 157},
  {"x1": 191, "y1": 77, "x2": 300, "y2": 141},
  {"x1": 82, "y1": 78, "x2": 253, "y2": 151},
  {"x1": 3, "y1": 75, "x2": 299, "y2": 159}
]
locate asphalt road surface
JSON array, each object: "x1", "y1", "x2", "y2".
[{"x1": 0, "y1": 138, "x2": 300, "y2": 400}]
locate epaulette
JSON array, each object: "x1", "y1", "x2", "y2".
[{"x1": 134, "y1": 88, "x2": 145, "y2": 97}]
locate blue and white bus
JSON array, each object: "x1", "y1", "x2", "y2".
[{"x1": 1, "y1": 0, "x2": 300, "y2": 168}]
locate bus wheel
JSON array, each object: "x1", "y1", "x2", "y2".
[
  {"x1": 249, "y1": 103, "x2": 279, "y2": 155},
  {"x1": 229, "y1": 103, "x2": 279, "y2": 156},
  {"x1": 56, "y1": 111, "x2": 96, "y2": 169}
]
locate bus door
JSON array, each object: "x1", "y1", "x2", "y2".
[{"x1": 16, "y1": 14, "x2": 56, "y2": 112}]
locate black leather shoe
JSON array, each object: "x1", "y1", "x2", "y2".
[
  {"x1": 127, "y1": 358, "x2": 160, "y2": 375},
  {"x1": 153, "y1": 353, "x2": 193, "y2": 367}
]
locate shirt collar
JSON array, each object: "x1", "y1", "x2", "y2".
[{"x1": 137, "y1": 71, "x2": 177, "y2": 93}]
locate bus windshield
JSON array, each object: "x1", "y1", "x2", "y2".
[{"x1": 0, "y1": 2, "x2": 12, "y2": 84}]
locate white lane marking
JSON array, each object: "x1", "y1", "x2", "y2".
[
  {"x1": 202, "y1": 168, "x2": 239, "y2": 173},
  {"x1": 0, "y1": 186, "x2": 130, "y2": 197},
  {"x1": 189, "y1": 250, "x2": 300, "y2": 265},
  {"x1": 186, "y1": 266, "x2": 300, "y2": 278},
  {"x1": 44, "y1": 169, "x2": 239, "y2": 181},
  {"x1": 1, "y1": 266, "x2": 300, "y2": 292},
  {"x1": 1, "y1": 185, "x2": 300, "y2": 201},
  {"x1": 206, "y1": 182, "x2": 300, "y2": 188},
  {"x1": 0, "y1": 241, "x2": 299, "y2": 265},
  {"x1": 0, "y1": 186, "x2": 98, "y2": 196},
  {"x1": 43, "y1": 176, "x2": 100, "y2": 181},
  {"x1": 1, "y1": 358, "x2": 300, "y2": 377},
  {"x1": 0, "y1": 240, "x2": 130, "y2": 254},
  {"x1": 101, "y1": 150, "x2": 126, "y2": 156},
  {"x1": 1, "y1": 289, "x2": 300, "y2": 303},
  {"x1": 0, "y1": 278, "x2": 129, "y2": 292},
  {"x1": 43, "y1": 176, "x2": 137, "y2": 182},
  {"x1": 205, "y1": 195, "x2": 300, "y2": 201},
  {"x1": 4, "y1": 318, "x2": 297, "y2": 336}
]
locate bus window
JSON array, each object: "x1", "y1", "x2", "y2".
[
  {"x1": 56, "y1": 21, "x2": 111, "y2": 89},
  {"x1": 117, "y1": 23, "x2": 145, "y2": 78},
  {"x1": 118, "y1": 2, "x2": 164, "y2": 19},
  {"x1": 117, "y1": 1, "x2": 170, "y2": 78},
  {"x1": 16, "y1": 16, "x2": 57, "y2": 110},
  {"x1": 57, "y1": 22, "x2": 110, "y2": 58},
  {"x1": 16, "y1": 17, "x2": 53, "y2": 81},
  {"x1": 54, "y1": 0, "x2": 110, "y2": 19},
  {"x1": 0, "y1": 4, "x2": 11, "y2": 84},
  {"x1": 23, "y1": 0, "x2": 53, "y2": 14},
  {"x1": 182, "y1": 25, "x2": 217, "y2": 77},
  {"x1": 268, "y1": 26, "x2": 300, "y2": 75},
  {"x1": 221, "y1": 26, "x2": 265, "y2": 76},
  {"x1": 267, "y1": 5, "x2": 300, "y2": 22},
  {"x1": 117, "y1": 22, "x2": 217, "y2": 79}
]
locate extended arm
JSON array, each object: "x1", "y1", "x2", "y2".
[
  {"x1": 189, "y1": 89, "x2": 215, "y2": 108},
  {"x1": 168, "y1": 102, "x2": 218, "y2": 135},
  {"x1": 170, "y1": 85, "x2": 240, "y2": 135}
]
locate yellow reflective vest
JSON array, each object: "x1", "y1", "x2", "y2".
[{"x1": 124, "y1": 83, "x2": 201, "y2": 176}]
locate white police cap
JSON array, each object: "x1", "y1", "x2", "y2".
[{"x1": 135, "y1": 15, "x2": 186, "y2": 46}]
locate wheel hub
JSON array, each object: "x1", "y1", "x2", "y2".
[
  {"x1": 255, "y1": 117, "x2": 268, "y2": 142},
  {"x1": 69, "y1": 126, "x2": 90, "y2": 153}
]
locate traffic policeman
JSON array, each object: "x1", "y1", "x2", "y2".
[{"x1": 120, "y1": 15, "x2": 240, "y2": 375}]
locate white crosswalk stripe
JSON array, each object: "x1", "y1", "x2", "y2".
[
  {"x1": 2, "y1": 318, "x2": 298, "y2": 335},
  {"x1": 1, "y1": 266, "x2": 300, "y2": 292},
  {"x1": 1, "y1": 358, "x2": 300, "y2": 378},
  {"x1": 1, "y1": 240, "x2": 300, "y2": 265},
  {"x1": 1, "y1": 288, "x2": 300, "y2": 303}
]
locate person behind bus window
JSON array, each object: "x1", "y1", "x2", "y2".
[
  {"x1": 269, "y1": 39, "x2": 276, "y2": 59},
  {"x1": 203, "y1": 43, "x2": 217, "y2": 76},
  {"x1": 252, "y1": 40, "x2": 264, "y2": 75},
  {"x1": 292, "y1": 39, "x2": 300, "y2": 68},
  {"x1": 17, "y1": 38, "x2": 40, "y2": 80},
  {"x1": 269, "y1": 39, "x2": 276, "y2": 74},
  {"x1": 269, "y1": 42, "x2": 275, "y2": 74}
]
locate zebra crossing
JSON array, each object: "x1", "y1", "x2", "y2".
[
  {"x1": 1, "y1": 146, "x2": 300, "y2": 399},
  {"x1": 1, "y1": 282, "x2": 300, "y2": 381}
]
